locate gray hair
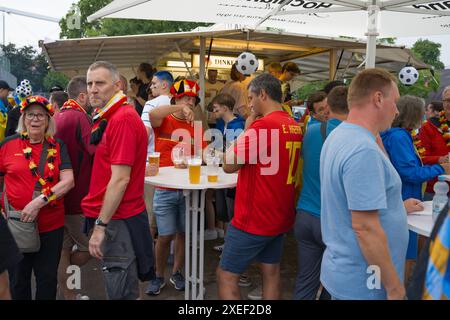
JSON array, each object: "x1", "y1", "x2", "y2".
[
  {"x1": 67, "y1": 75, "x2": 87, "y2": 99},
  {"x1": 88, "y1": 61, "x2": 120, "y2": 82},
  {"x1": 248, "y1": 73, "x2": 282, "y2": 103},
  {"x1": 16, "y1": 113, "x2": 56, "y2": 137},
  {"x1": 392, "y1": 95, "x2": 425, "y2": 129},
  {"x1": 443, "y1": 85, "x2": 450, "y2": 99}
]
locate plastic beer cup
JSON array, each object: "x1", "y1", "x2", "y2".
[
  {"x1": 148, "y1": 152, "x2": 160, "y2": 176},
  {"x1": 188, "y1": 157, "x2": 202, "y2": 184}
]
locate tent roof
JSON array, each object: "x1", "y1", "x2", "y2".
[
  {"x1": 87, "y1": 0, "x2": 450, "y2": 38},
  {"x1": 40, "y1": 28, "x2": 428, "y2": 81}
]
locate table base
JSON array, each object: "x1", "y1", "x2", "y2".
[{"x1": 184, "y1": 189, "x2": 207, "y2": 300}]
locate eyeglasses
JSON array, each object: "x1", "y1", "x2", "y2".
[
  {"x1": 25, "y1": 113, "x2": 47, "y2": 121},
  {"x1": 443, "y1": 99, "x2": 450, "y2": 105}
]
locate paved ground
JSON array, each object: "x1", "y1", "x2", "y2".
[{"x1": 60, "y1": 231, "x2": 298, "y2": 300}]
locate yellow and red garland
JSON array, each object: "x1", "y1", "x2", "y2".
[
  {"x1": 438, "y1": 111, "x2": 450, "y2": 147},
  {"x1": 410, "y1": 128, "x2": 426, "y2": 158},
  {"x1": 21, "y1": 132, "x2": 58, "y2": 204}
]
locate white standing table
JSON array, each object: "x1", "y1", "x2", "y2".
[
  {"x1": 407, "y1": 201, "x2": 434, "y2": 237},
  {"x1": 145, "y1": 166, "x2": 237, "y2": 300}
]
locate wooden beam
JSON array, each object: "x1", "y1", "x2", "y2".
[{"x1": 329, "y1": 49, "x2": 337, "y2": 81}]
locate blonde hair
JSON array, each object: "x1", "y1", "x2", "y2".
[
  {"x1": 16, "y1": 113, "x2": 57, "y2": 137},
  {"x1": 348, "y1": 68, "x2": 397, "y2": 106}
]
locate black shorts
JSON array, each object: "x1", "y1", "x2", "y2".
[{"x1": 0, "y1": 214, "x2": 23, "y2": 274}]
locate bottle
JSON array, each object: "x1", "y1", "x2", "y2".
[{"x1": 432, "y1": 175, "x2": 449, "y2": 223}]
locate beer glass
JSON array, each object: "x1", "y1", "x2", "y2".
[
  {"x1": 147, "y1": 152, "x2": 160, "y2": 176},
  {"x1": 188, "y1": 156, "x2": 202, "y2": 184},
  {"x1": 207, "y1": 156, "x2": 220, "y2": 183},
  {"x1": 172, "y1": 145, "x2": 186, "y2": 169}
]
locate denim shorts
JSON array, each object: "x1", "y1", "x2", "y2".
[
  {"x1": 219, "y1": 224, "x2": 285, "y2": 274},
  {"x1": 153, "y1": 189, "x2": 186, "y2": 236}
]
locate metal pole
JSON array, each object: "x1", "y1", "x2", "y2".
[
  {"x1": 365, "y1": 2, "x2": 380, "y2": 69},
  {"x1": 2, "y1": 12, "x2": 5, "y2": 47},
  {"x1": 175, "y1": 42, "x2": 194, "y2": 79},
  {"x1": 199, "y1": 37, "x2": 206, "y2": 113},
  {"x1": 184, "y1": 190, "x2": 191, "y2": 300}
]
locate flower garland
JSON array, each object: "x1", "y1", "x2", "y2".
[
  {"x1": 438, "y1": 111, "x2": 450, "y2": 147},
  {"x1": 409, "y1": 128, "x2": 426, "y2": 158},
  {"x1": 21, "y1": 132, "x2": 57, "y2": 204}
]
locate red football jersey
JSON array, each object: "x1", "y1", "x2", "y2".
[
  {"x1": 0, "y1": 136, "x2": 72, "y2": 233},
  {"x1": 232, "y1": 111, "x2": 302, "y2": 236},
  {"x1": 82, "y1": 105, "x2": 147, "y2": 220}
]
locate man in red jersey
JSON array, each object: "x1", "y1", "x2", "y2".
[
  {"x1": 217, "y1": 73, "x2": 302, "y2": 299},
  {"x1": 81, "y1": 61, "x2": 154, "y2": 300},
  {"x1": 54, "y1": 76, "x2": 95, "y2": 300}
]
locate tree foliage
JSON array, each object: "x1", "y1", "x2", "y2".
[
  {"x1": 59, "y1": 0, "x2": 211, "y2": 39},
  {"x1": 43, "y1": 71, "x2": 70, "y2": 92},
  {"x1": 398, "y1": 69, "x2": 441, "y2": 98},
  {"x1": 411, "y1": 39, "x2": 445, "y2": 70},
  {"x1": 0, "y1": 44, "x2": 49, "y2": 92}
]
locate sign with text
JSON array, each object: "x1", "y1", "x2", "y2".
[{"x1": 192, "y1": 54, "x2": 264, "y2": 71}]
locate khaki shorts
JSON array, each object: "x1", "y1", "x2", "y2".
[
  {"x1": 63, "y1": 214, "x2": 89, "y2": 252},
  {"x1": 144, "y1": 184, "x2": 157, "y2": 229}
]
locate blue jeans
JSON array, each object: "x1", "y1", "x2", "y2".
[
  {"x1": 293, "y1": 210, "x2": 330, "y2": 300},
  {"x1": 153, "y1": 189, "x2": 186, "y2": 236}
]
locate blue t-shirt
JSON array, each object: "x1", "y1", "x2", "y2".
[
  {"x1": 297, "y1": 118, "x2": 341, "y2": 216},
  {"x1": 215, "y1": 116, "x2": 245, "y2": 150},
  {"x1": 320, "y1": 122, "x2": 408, "y2": 300}
]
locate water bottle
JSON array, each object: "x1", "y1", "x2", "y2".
[{"x1": 432, "y1": 175, "x2": 449, "y2": 223}]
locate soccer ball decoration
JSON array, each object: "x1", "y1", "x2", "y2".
[
  {"x1": 235, "y1": 51, "x2": 259, "y2": 76},
  {"x1": 20, "y1": 79, "x2": 31, "y2": 87},
  {"x1": 15, "y1": 86, "x2": 25, "y2": 96},
  {"x1": 399, "y1": 66, "x2": 419, "y2": 86},
  {"x1": 23, "y1": 86, "x2": 33, "y2": 97}
]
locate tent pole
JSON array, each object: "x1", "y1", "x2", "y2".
[
  {"x1": 199, "y1": 36, "x2": 206, "y2": 113},
  {"x1": 365, "y1": 2, "x2": 380, "y2": 69},
  {"x1": 174, "y1": 42, "x2": 194, "y2": 79}
]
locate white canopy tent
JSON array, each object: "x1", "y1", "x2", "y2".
[
  {"x1": 87, "y1": 0, "x2": 450, "y2": 68},
  {"x1": 40, "y1": 28, "x2": 427, "y2": 115}
]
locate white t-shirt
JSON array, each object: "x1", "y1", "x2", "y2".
[{"x1": 141, "y1": 95, "x2": 171, "y2": 157}]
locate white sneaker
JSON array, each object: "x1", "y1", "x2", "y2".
[
  {"x1": 204, "y1": 229, "x2": 218, "y2": 241},
  {"x1": 75, "y1": 294, "x2": 90, "y2": 300},
  {"x1": 238, "y1": 275, "x2": 252, "y2": 287},
  {"x1": 216, "y1": 228, "x2": 225, "y2": 238},
  {"x1": 247, "y1": 285, "x2": 262, "y2": 300}
]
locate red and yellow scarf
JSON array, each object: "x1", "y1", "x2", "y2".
[
  {"x1": 90, "y1": 93, "x2": 128, "y2": 145},
  {"x1": 60, "y1": 99, "x2": 86, "y2": 114}
]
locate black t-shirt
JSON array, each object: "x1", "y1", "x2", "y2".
[
  {"x1": 5, "y1": 106, "x2": 21, "y2": 138},
  {"x1": 0, "y1": 214, "x2": 23, "y2": 273},
  {"x1": 135, "y1": 83, "x2": 150, "y2": 117}
]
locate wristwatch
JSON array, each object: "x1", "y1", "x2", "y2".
[{"x1": 95, "y1": 218, "x2": 108, "y2": 228}]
